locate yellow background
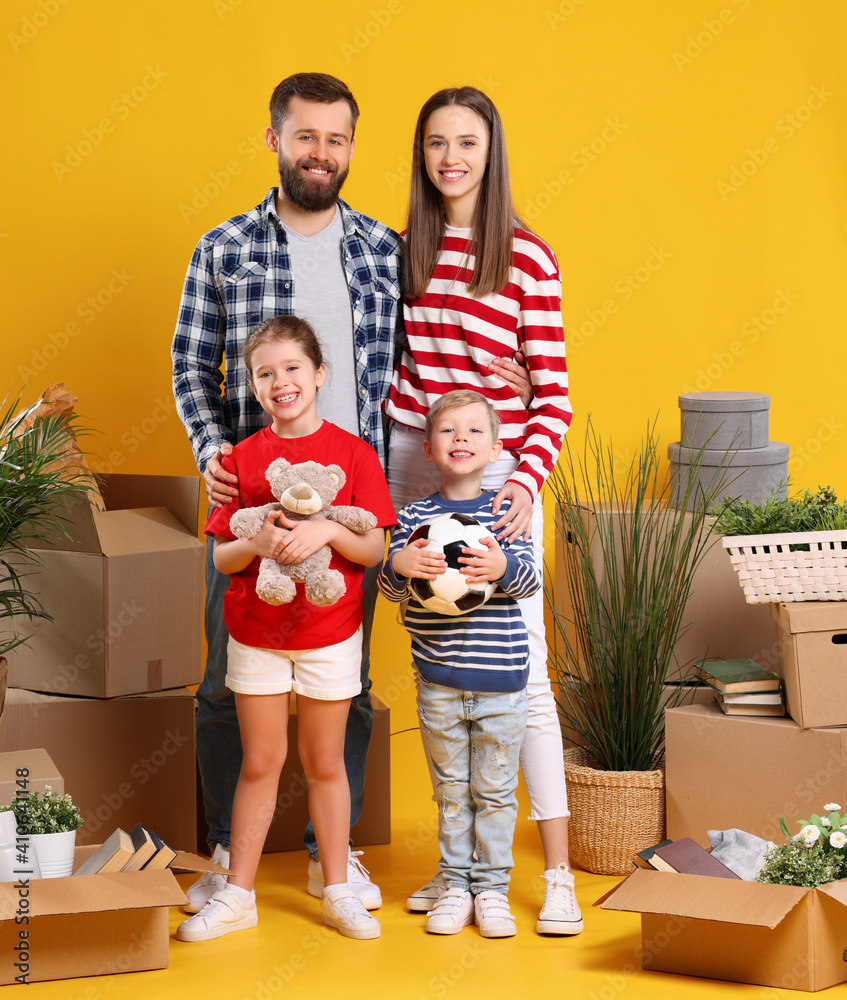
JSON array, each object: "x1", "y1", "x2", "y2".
[{"x1": 4, "y1": 0, "x2": 847, "y2": 730}]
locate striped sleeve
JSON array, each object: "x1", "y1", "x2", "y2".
[{"x1": 508, "y1": 233, "x2": 572, "y2": 499}]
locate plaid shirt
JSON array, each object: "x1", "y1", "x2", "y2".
[{"x1": 172, "y1": 189, "x2": 403, "y2": 472}]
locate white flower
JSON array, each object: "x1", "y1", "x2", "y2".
[
  {"x1": 796, "y1": 825, "x2": 820, "y2": 847},
  {"x1": 825, "y1": 803, "x2": 841, "y2": 812},
  {"x1": 822, "y1": 817, "x2": 832, "y2": 828},
  {"x1": 830, "y1": 832, "x2": 847, "y2": 849}
]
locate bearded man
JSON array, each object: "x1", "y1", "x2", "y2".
[{"x1": 172, "y1": 72, "x2": 402, "y2": 912}]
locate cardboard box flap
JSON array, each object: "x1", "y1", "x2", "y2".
[
  {"x1": 817, "y1": 879, "x2": 847, "y2": 908},
  {"x1": 93, "y1": 507, "x2": 202, "y2": 556},
  {"x1": 170, "y1": 850, "x2": 233, "y2": 875},
  {"x1": 600, "y1": 868, "x2": 809, "y2": 927},
  {"x1": 771, "y1": 601, "x2": 847, "y2": 635},
  {"x1": 99, "y1": 473, "x2": 201, "y2": 536},
  {"x1": 0, "y1": 868, "x2": 182, "y2": 919}
]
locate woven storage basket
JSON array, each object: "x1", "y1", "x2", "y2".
[
  {"x1": 722, "y1": 529, "x2": 847, "y2": 604},
  {"x1": 562, "y1": 747, "x2": 665, "y2": 876}
]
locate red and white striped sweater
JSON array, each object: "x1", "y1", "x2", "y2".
[{"x1": 384, "y1": 225, "x2": 571, "y2": 499}]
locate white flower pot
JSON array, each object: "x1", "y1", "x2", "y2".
[{"x1": 27, "y1": 829, "x2": 76, "y2": 879}]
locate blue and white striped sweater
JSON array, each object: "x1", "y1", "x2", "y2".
[{"x1": 377, "y1": 492, "x2": 540, "y2": 693}]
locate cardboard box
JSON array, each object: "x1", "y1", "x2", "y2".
[
  {"x1": 198, "y1": 694, "x2": 391, "y2": 853},
  {"x1": 666, "y1": 703, "x2": 847, "y2": 844},
  {"x1": 8, "y1": 474, "x2": 204, "y2": 698},
  {"x1": 0, "y1": 688, "x2": 196, "y2": 849},
  {"x1": 0, "y1": 749, "x2": 63, "y2": 806},
  {"x1": 0, "y1": 845, "x2": 224, "y2": 985},
  {"x1": 770, "y1": 601, "x2": 847, "y2": 728},
  {"x1": 599, "y1": 868, "x2": 847, "y2": 991},
  {"x1": 550, "y1": 506, "x2": 778, "y2": 683}
]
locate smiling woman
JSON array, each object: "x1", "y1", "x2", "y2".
[{"x1": 383, "y1": 85, "x2": 578, "y2": 936}]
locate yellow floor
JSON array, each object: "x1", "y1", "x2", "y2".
[{"x1": 16, "y1": 724, "x2": 847, "y2": 998}]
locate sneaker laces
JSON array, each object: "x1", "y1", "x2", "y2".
[
  {"x1": 346, "y1": 850, "x2": 373, "y2": 884},
  {"x1": 330, "y1": 891, "x2": 369, "y2": 922},
  {"x1": 541, "y1": 865, "x2": 579, "y2": 917},
  {"x1": 193, "y1": 895, "x2": 235, "y2": 923}
]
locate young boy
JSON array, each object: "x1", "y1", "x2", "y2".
[{"x1": 377, "y1": 390, "x2": 539, "y2": 938}]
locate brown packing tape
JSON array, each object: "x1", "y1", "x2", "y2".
[{"x1": 147, "y1": 659, "x2": 162, "y2": 691}]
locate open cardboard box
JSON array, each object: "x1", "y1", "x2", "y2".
[
  {"x1": 770, "y1": 601, "x2": 847, "y2": 728},
  {"x1": 0, "y1": 845, "x2": 227, "y2": 985},
  {"x1": 8, "y1": 474, "x2": 204, "y2": 698},
  {"x1": 598, "y1": 868, "x2": 847, "y2": 991}
]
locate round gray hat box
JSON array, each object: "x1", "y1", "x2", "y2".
[
  {"x1": 679, "y1": 391, "x2": 770, "y2": 451},
  {"x1": 668, "y1": 440, "x2": 790, "y2": 511}
]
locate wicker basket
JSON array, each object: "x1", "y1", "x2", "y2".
[
  {"x1": 562, "y1": 747, "x2": 665, "y2": 876},
  {"x1": 722, "y1": 529, "x2": 847, "y2": 604}
]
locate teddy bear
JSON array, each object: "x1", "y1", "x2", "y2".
[{"x1": 229, "y1": 458, "x2": 377, "y2": 607}]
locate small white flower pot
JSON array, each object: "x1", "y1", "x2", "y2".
[{"x1": 27, "y1": 829, "x2": 77, "y2": 879}]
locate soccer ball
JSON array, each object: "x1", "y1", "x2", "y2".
[{"x1": 408, "y1": 512, "x2": 498, "y2": 616}]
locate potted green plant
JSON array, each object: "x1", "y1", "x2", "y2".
[
  {"x1": 0, "y1": 785, "x2": 83, "y2": 878},
  {"x1": 545, "y1": 418, "x2": 735, "y2": 875},
  {"x1": 0, "y1": 385, "x2": 92, "y2": 716},
  {"x1": 716, "y1": 485, "x2": 847, "y2": 604}
]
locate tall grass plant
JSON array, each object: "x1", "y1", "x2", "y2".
[{"x1": 546, "y1": 418, "x2": 735, "y2": 772}]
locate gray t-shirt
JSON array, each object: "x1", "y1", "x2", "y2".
[{"x1": 281, "y1": 208, "x2": 359, "y2": 437}]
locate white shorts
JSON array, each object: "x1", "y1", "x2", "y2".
[{"x1": 225, "y1": 628, "x2": 363, "y2": 700}]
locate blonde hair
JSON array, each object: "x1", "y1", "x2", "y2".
[{"x1": 425, "y1": 390, "x2": 499, "y2": 440}]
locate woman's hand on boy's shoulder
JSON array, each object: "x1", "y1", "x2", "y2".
[
  {"x1": 491, "y1": 482, "x2": 533, "y2": 542},
  {"x1": 391, "y1": 537, "x2": 446, "y2": 581}
]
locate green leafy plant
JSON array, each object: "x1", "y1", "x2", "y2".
[
  {"x1": 546, "y1": 418, "x2": 736, "y2": 772},
  {"x1": 756, "y1": 842, "x2": 844, "y2": 888},
  {"x1": 756, "y1": 803, "x2": 847, "y2": 887},
  {"x1": 0, "y1": 387, "x2": 92, "y2": 659},
  {"x1": 715, "y1": 484, "x2": 847, "y2": 537},
  {"x1": 0, "y1": 785, "x2": 83, "y2": 834}
]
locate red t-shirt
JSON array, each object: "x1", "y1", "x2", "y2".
[{"x1": 205, "y1": 422, "x2": 395, "y2": 651}]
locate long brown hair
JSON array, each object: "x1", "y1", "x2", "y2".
[{"x1": 405, "y1": 87, "x2": 524, "y2": 300}]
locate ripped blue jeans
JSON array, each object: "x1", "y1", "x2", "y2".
[{"x1": 417, "y1": 678, "x2": 527, "y2": 895}]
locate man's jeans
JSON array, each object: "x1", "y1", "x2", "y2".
[
  {"x1": 416, "y1": 677, "x2": 527, "y2": 895},
  {"x1": 196, "y1": 535, "x2": 376, "y2": 858}
]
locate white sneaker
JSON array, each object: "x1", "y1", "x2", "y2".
[
  {"x1": 537, "y1": 864, "x2": 584, "y2": 935},
  {"x1": 307, "y1": 849, "x2": 381, "y2": 909},
  {"x1": 184, "y1": 844, "x2": 229, "y2": 913},
  {"x1": 176, "y1": 888, "x2": 257, "y2": 942},
  {"x1": 425, "y1": 887, "x2": 474, "y2": 935},
  {"x1": 406, "y1": 872, "x2": 447, "y2": 912},
  {"x1": 474, "y1": 890, "x2": 516, "y2": 938},
  {"x1": 321, "y1": 886, "x2": 381, "y2": 940}
]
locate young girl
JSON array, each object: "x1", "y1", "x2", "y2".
[
  {"x1": 383, "y1": 87, "x2": 583, "y2": 935},
  {"x1": 177, "y1": 315, "x2": 395, "y2": 943}
]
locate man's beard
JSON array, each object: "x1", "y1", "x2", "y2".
[{"x1": 278, "y1": 155, "x2": 349, "y2": 212}]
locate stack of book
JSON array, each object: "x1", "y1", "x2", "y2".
[
  {"x1": 695, "y1": 658, "x2": 785, "y2": 717},
  {"x1": 74, "y1": 823, "x2": 177, "y2": 876},
  {"x1": 633, "y1": 838, "x2": 741, "y2": 879}
]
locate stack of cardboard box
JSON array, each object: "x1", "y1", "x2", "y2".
[
  {"x1": 1, "y1": 474, "x2": 204, "y2": 849},
  {"x1": 602, "y1": 597, "x2": 847, "y2": 990}
]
